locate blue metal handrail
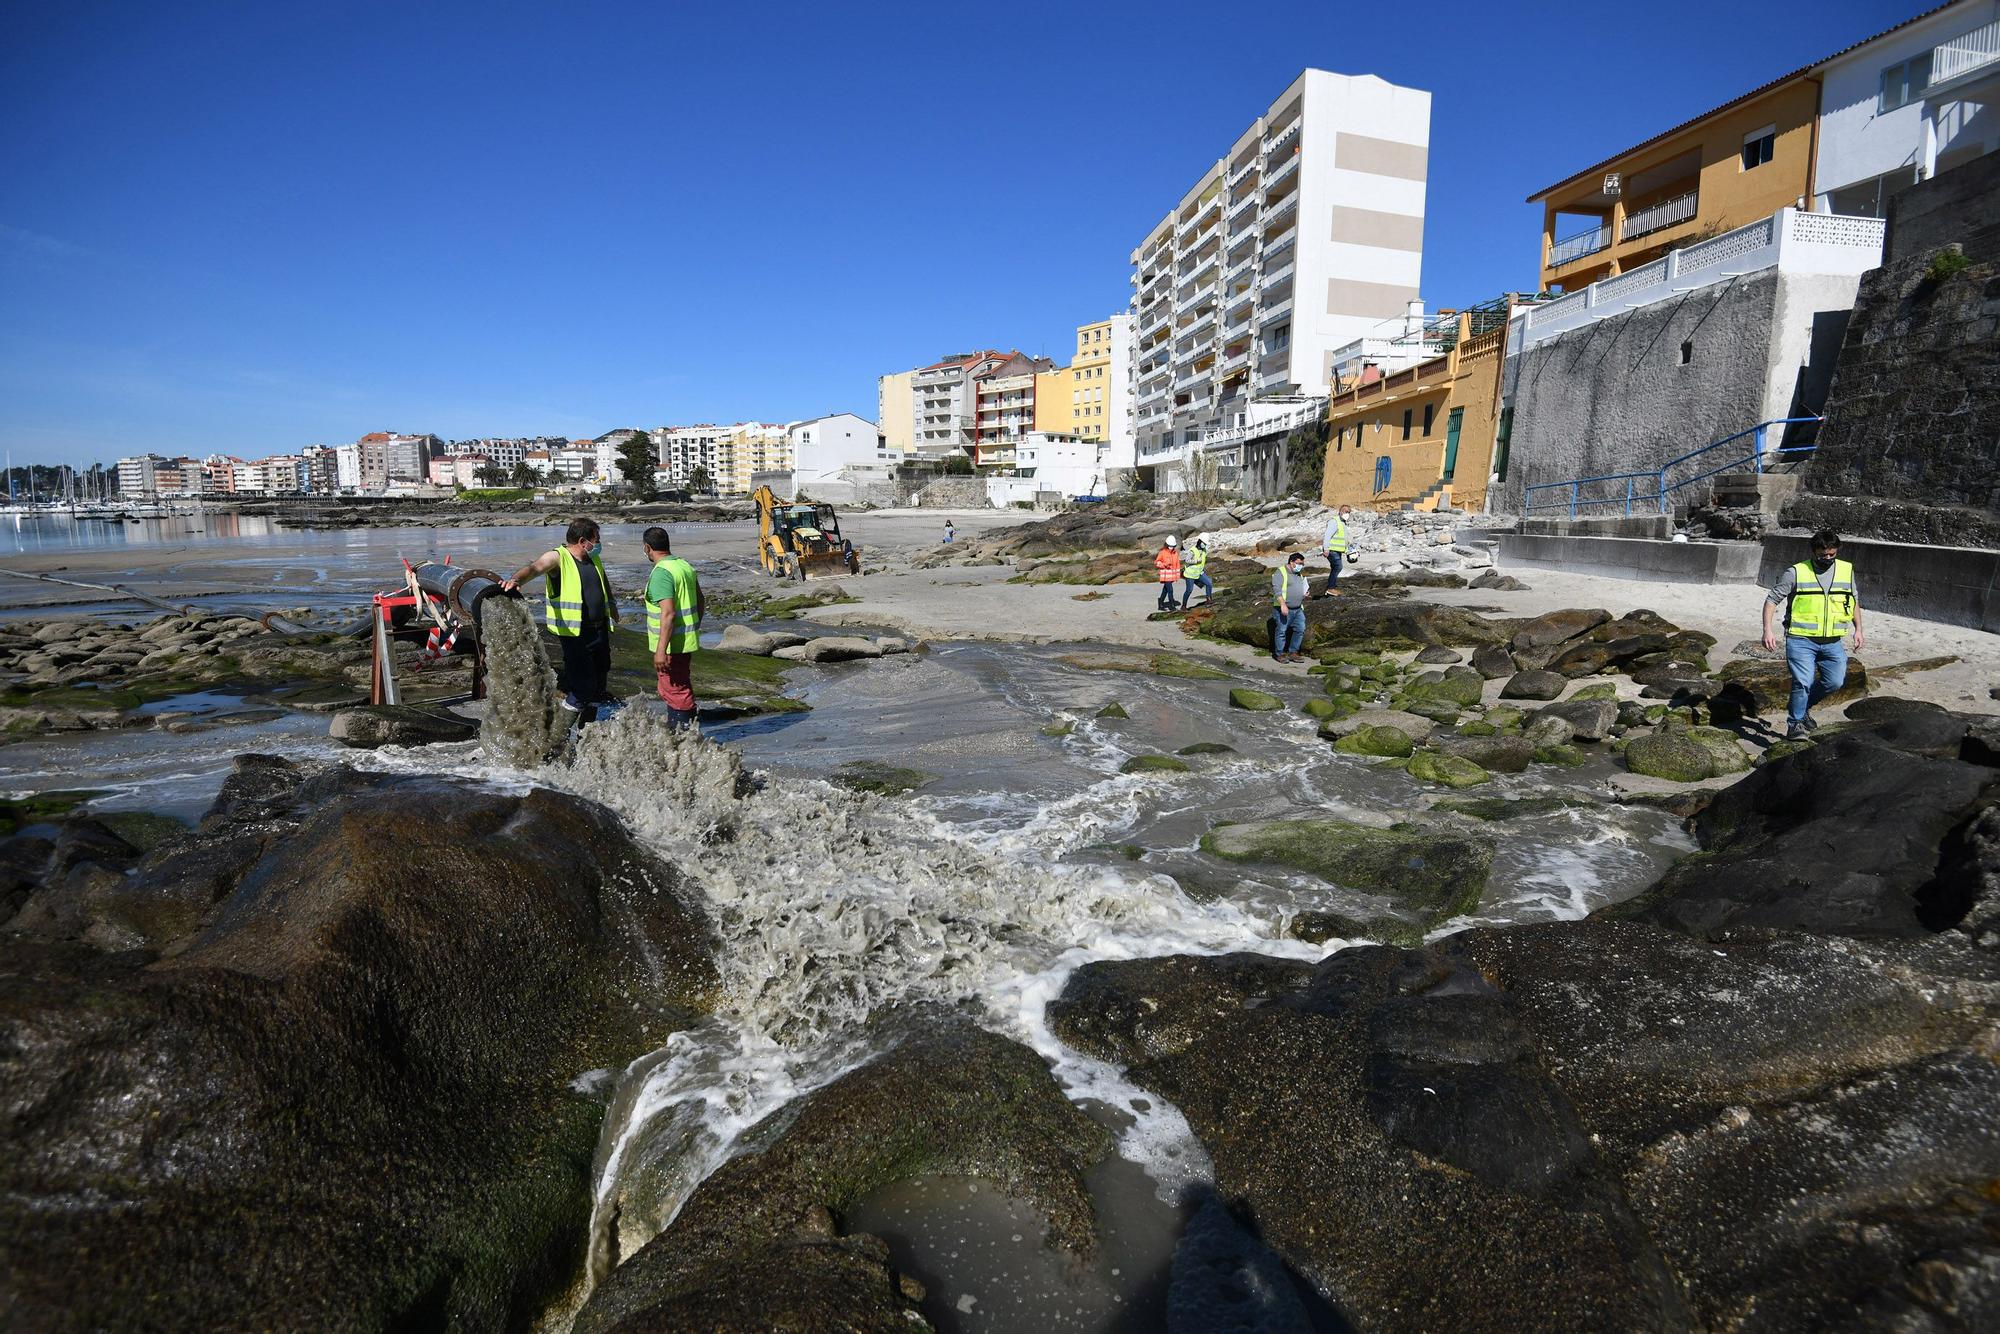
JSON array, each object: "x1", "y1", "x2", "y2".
[{"x1": 1523, "y1": 416, "x2": 1822, "y2": 519}]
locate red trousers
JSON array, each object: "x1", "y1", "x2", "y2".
[{"x1": 656, "y1": 653, "x2": 694, "y2": 710}]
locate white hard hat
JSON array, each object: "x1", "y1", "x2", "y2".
[{"x1": 1165, "y1": 534, "x2": 1179, "y2": 547}]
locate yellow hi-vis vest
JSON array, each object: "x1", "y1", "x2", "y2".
[
  {"x1": 645, "y1": 556, "x2": 701, "y2": 654},
  {"x1": 1325, "y1": 516, "x2": 1348, "y2": 553},
  {"x1": 1787, "y1": 559, "x2": 1856, "y2": 637},
  {"x1": 544, "y1": 546, "x2": 615, "y2": 637},
  {"x1": 1182, "y1": 546, "x2": 1208, "y2": 579}
]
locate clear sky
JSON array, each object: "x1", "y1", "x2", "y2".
[{"x1": 0, "y1": 0, "x2": 1910, "y2": 466}]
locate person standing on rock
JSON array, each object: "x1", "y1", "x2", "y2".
[
  {"x1": 642, "y1": 526, "x2": 703, "y2": 731},
  {"x1": 1271, "y1": 551, "x2": 1310, "y2": 663},
  {"x1": 1320, "y1": 505, "x2": 1352, "y2": 597},
  {"x1": 1155, "y1": 535, "x2": 1183, "y2": 612},
  {"x1": 942, "y1": 518, "x2": 955, "y2": 545},
  {"x1": 1762, "y1": 529, "x2": 1865, "y2": 741},
  {"x1": 1181, "y1": 535, "x2": 1213, "y2": 608},
  {"x1": 503, "y1": 517, "x2": 619, "y2": 720}
]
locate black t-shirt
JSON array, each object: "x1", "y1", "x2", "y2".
[{"x1": 553, "y1": 550, "x2": 609, "y2": 627}]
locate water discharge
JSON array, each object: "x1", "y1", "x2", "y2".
[{"x1": 478, "y1": 595, "x2": 570, "y2": 767}]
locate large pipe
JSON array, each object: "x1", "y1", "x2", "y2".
[{"x1": 408, "y1": 562, "x2": 515, "y2": 634}]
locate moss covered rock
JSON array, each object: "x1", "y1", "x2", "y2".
[
  {"x1": 1176, "y1": 741, "x2": 1237, "y2": 755},
  {"x1": 1535, "y1": 743, "x2": 1588, "y2": 768},
  {"x1": 1625, "y1": 732, "x2": 1719, "y2": 782},
  {"x1": 1229, "y1": 688, "x2": 1284, "y2": 712},
  {"x1": 1201, "y1": 818, "x2": 1493, "y2": 922},
  {"x1": 1334, "y1": 725, "x2": 1415, "y2": 758},
  {"x1": 1571, "y1": 682, "x2": 1619, "y2": 702},
  {"x1": 1408, "y1": 750, "x2": 1492, "y2": 788},
  {"x1": 830, "y1": 761, "x2": 931, "y2": 795},
  {"x1": 1094, "y1": 702, "x2": 1128, "y2": 720},
  {"x1": 1301, "y1": 698, "x2": 1341, "y2": 720},
  {"x1": 1121, "y1": 754, "x2": 1192, "y2": 774},
  {"x1": 1408, "y1": 666, "x2": 1486, "y2": 709}
]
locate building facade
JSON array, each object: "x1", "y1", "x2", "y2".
[
  {"x1": 788, "y1": 413, "x2": 882, "y2": 490},
  {"x1": 876, "y1": 370, "x2": 916, "y2": 454},
  {"x1": 1320, "y1": 305, "x2": 1516, "y2": 513},
  {"x1": 911, "y1": 351, "x2": 1015, "y2": 455},
  {"x1": 1816, "y1": 0, "x2": 2000, "y2": 216},
  {"x1": 1130, "y1": 69, "x2": 1431, "y2": 490}
]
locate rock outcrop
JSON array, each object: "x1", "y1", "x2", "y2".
[{"x1": 0, "y1": 758, "x2": 718, "y2": 1331}]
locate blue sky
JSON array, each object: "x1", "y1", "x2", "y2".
[{"x1": 1, "y1": 0, "x2": 1908, "y2": 466}]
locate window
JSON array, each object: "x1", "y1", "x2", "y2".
[
  {"x1": 1422, "y1": 403, "x2": 1435, "y2": 436},
  {"x1": 1879, "y1": 54, "x2": 1932, "y2": 112},
  {"x1": 1401, "y1": 409, "x2": 1413, "y2": 440},
  {"x1": 1741, "y1": 124, "x2": 1775, "y2": 171},
  {"x1": 1680, "y1": 339, "x2": 1693, "y2": 365}
]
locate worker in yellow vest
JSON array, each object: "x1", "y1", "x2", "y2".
[
  {"x1": 503, "y1": 516, "x2": 619, "y2": 718},
  {"x1": 1762, "y1": 529, "x2": 1865, "y2": 741},
  {"x1": 1320, "y1": 504, "x2": 1352, "y2": 597},
  {"x1": 641, "y1": 525, "x2": 704, "y2": 731}
]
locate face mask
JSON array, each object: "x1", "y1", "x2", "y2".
[{"x1": 1811, "y1": 552, "x2": 1834, "y2": 570}]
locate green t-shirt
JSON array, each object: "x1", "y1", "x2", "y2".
[{"x1": 645, "y1": 558, "x2": 701, "y2": 652}]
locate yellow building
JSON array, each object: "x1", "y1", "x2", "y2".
[
  {"x1": 1531, "y1": 76, "x2": 1821, "y2": 292},
  {"x1": 1032, "y1": 317, "x2": 1123, "y2": 442},
  {"x1": 715, "y1": 422, "x2": 790, "y2": 495},
  {"x1": 875, "y1": 370, "x2": 915, "y2": 454},
  {"x1": 1319, "y1": 306, "x2": 1513, "y2": 513}
]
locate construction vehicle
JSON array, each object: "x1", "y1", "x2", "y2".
[{"x1": 753, "y1": 485, "x2": 862, "y2": 580}]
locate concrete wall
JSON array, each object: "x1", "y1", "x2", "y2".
[
  {"x1": 1761, "y1": 534, "x2": 2000, "y2": 632},
  {"x1": 1502, "y1": 269, "x2": 1783, "y2": 513},
  {"x1": 1498, "y1": 534, "x2": 1764, "y2": 583},
  {"x1": 1787, "y1": 151, "x2": 2000, "y2": 546}
]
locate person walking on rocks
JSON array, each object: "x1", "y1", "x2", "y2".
[
  {"x1": 1762, "y1": 529, "x2": 1865, "y2": 741},
  {"x1": 942, "y1": 518, "x2": 955, "y2": 545},
  {"x1": 503, "y1": 517, "x2": 619, "y2": 720},
  {"x1": 1271, "y1": 551, "x2": 1310, "y2": 663},
  {"x1": 1181, "y1": 535, "x2": 1213, "y2": 608},
  {"x1": 1320, "y1": 505, "x2": 1352, "y2": 597},
  {"x1": 642, "y1": 526, "x2": 703, "y2": 731},
  {"x1": 1155, "y1": 535, "x2": 1183, "y2": 612}
]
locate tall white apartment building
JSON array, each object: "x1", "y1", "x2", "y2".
[
  {"x1": 1129, "y1": 70, "x2": 1431, "y2": 488},
  {"x1": 910, "y1": 351, "x2": 1011, "y2": 456},
  {"x1": 656, "y1": 425, "x2": 727, "y2": 487}
]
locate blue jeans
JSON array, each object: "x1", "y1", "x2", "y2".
[
  {"x1": 1785, "y1": 635, "x2": 1847, "y2": 723},
  {"x1": 1272, "y1": 607, "x2": 1306, "y2": 658},
  {"x1": 1325, "y1": 551, "x2": 1344, "y2": 593},
  {"x1": 1182, "y1": 573, "x2": 1212, "y2": 605}
]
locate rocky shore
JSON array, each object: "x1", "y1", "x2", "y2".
[{"x1": 232, "y1": 498, "x2": 748, "y2": 530}]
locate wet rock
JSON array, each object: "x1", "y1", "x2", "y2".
[
  {"x1": 1523, "y1": 713, "x2": 1574, "y2": 749},
  {"x1": 1200, "y1": 818, "x2": 1492, "y2": 925},
  {"x1": 1407, "y1": 665, "x2": 1484, "y2": 708},
  {"x1": 1436, "y1": 795, "x2": 1598, "y2": 821},
  {"x1": 1229, "y1": 687, "x2": 1284, "y2": 711},
  {"x1": 1322, "y1": 709, "x2": 1437, "y2": 743},
  {"x1": 1050, "y1": 921, "x2": 2000, "y2": 1334},
  {"x1": 1434, "y1": 732, "x2": 1536, "y2": 774},
  {"x1": 1334, "y1": 725, "x2": 1416, "y2": 758},
  {"x1": 830, "y1": 760, "x2": 931, "y2": 795},
  {"x1": 0, "y1": 769, "x2": 718, "y2": 1331},
  {"x1": 1123, "y1": 755, "x2": 1192, "y2": 774},
  {"x1": 1408, "y1": 750, "x2": 1491, "y2": 788},
  {"x1": 328, "y1": 703, "x2": 479, "y2": 749},
  {"x1": 1470, "y1": 644, "x2": 1515, "y2": 679},
  {"x1": 801, "y1": 635, "x2": 884, "y2": 664},
  {"x1": 1511, "y1": 608, "x2": 1610, "y2": 651},
  {"x1": 1177, "y1": 741, "x2": 1236, "y2": 756},
  {"x1": 1616, "y1": 730, "x2": 1995, "y2": 939},
  {"x1": 772, "y1": 643, "x2": 810, "y2": 661},
  {"x1": 1095, "y1": 702, "x2": 1129, "y2": 720},
  {"x1": 1624, "y1": 732, "x2": 1728, "y2": 783},
  {"x1": 574, "y1": 1025, "x2": 1110, "y2": 1334},
  {"x1": 1415, "y1": 646, "x2": 1461, "y2": 665},
  {"x1": 1501, "y1": 669, "x2": 1566, "y2": 701},
  {"x1": 716, "y1": 624, "x2": 807, "y2": 655},
  {"x1": 876, "y1": 637, "x2": 910, "y2": 655},
  {"x1": 1535, "y1": 698, "x2": 1619, "y2": 742},
  {"x1": 1168, "y1": 1196, "x2": 1315, "y2": 1334}
]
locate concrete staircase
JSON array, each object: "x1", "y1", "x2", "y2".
[
  {"x1": 1400, "y1": 479, "x2": 1453, "y2": 512},
  {"x1": 1708, "y1": 470, "x2": 1802, "y2": 514}
]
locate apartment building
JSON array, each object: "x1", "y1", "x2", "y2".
[
  {"x1": 200, "y1": 455, "x2": 241, "y2": 494},
  {"x1": 876, "y1": 371, "x2": 916, "y2": 453},
  {"x1": 1031, "y1": 316, "x2": 1134, "y2": 477},
  {"x1": 656, "y1": 425, "x2": 726, "y2": 487},
  {"x1": 716, "y1": 423, "x2": 789, "y2": 494},
  {"x1": 1130, "y1": 70, "x2": 1431, "y2": 490},
  {"x1": 910, "y1": 350, "x2": 1018, "y2": 456},
  {"x1": 115, "y1": 455, "x2": 163, "y2": 498},
  {"x1": 1532, "y1": 0, "x2": 1999, "y2": 292},
  {"x1": 969, "y1": 353, "x2": 1054, "y2": 467}
]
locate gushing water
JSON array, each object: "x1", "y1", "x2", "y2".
[{"x1": 479, "y1": 596, "x2": 569, "y2": 767}]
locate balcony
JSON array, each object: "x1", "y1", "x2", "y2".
[
  {"x1": 1264, "y1": 147, "x2": 1301, "y2": 192},
  {"x1": 1262, "y1": 193, "x2": 1298, "y2": 232},
  {"x1": 1228, "y1": 155, "x2": 1259, "y2": 186},
  {"x1": 1621, "y1": 189, "x2": 1697, "y2": 242},
  {"x1": 1260, "y1": 293, "x2": 1294, "y2": 324},
  {"x1": 1933, "y1": 16, "x2": 2000, "y2": 89},
  {"x1": 1548, "y1": 222, "x2": 1610, "y2": 268},
  {"x1": 1263, "y1": 119, "x2": 1301, "y2": 158}
]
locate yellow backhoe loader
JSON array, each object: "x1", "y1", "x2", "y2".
[{"x1": 753, "y1": 485, "x2": 862, "y2": 580}]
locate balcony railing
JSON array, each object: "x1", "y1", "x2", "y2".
[
  {"x1": 1622, "y1": 189, "x2": 1697, "y2": 241},
  {"x1": 1935, "y1": 16, "x2": 2000, "y2": 85},
  {"x1": 1548, "y1": 223, "x2": 1610, "y2": 267}
]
